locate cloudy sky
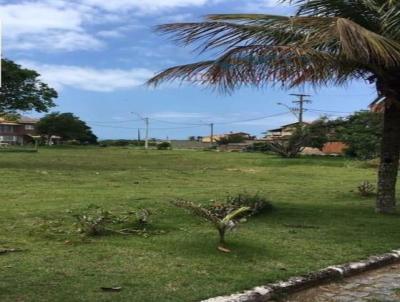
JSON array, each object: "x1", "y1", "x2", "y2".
[{"x1": 1, "y1": 0, "x2": 377, "y2": 139}]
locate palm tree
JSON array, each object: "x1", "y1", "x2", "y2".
[
  {"x1": 148, "y1": 0, "x2": 400, "y2": 214},
  {"x1": 172, "y1": 200, "x2": 250, "y2": 248}
]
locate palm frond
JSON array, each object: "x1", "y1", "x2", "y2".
[
  {"x1": 221, "y1": 207, "x2": 250, "y2": 224},
  {"x1": 380, "y1": 3, "x2": 400, "y2": 40},
  {"x1": 157, "y1": 14, "x2": 400, "y2": 65},
  {"x1": 148, "y1": 44, "x2": 364, "y2": 91},
  {"x1": 155, "y1": 18, "x2": 304, "y2": 54},
  {"x1": 293, "y1": 0, "x2": 381, "y2": 29},
  {"x1": 147, "y1": 61, "x2": 214, "y2": 87},
  {"x1": 148, "y1": 3, "x2": 400, "y2": 91},
  {"x1": 334, "y1": 17, "x2": 400, "y2": 65},
  {"x1": 206, "y1": 14, "x2": 289, "y2": 23},
  {"x1": 172, "y1": 200, "x2": 220, "y2": 225}
]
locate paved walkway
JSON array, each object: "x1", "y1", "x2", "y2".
[{"x1": 284, "y1": 263, "x2": 400, "y2": 302}]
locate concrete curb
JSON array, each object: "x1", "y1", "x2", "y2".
[{"x1": 201, "y1": 249, "x2": 400, "y2": 302}]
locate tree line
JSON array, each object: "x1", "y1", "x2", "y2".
[{"x1": 0, "y1": 58, "x2": 96, "y2": 145}]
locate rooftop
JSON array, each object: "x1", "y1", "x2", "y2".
[{"x1": 0, "y1": 116, "x2": 39, "y2": 124}]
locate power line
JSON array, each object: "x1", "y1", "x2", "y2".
[
  {"x1": 150, "y1": 125, "x2": 206, "y2": 130},
  {"x1": 89, "y1": 108, "x2": 355, "y2": 133},
  {"x1": 307, "y1": 108, "x2": 353, "y2": 114},
  {"x1": 90, "y1": 123, "x2": 207, "y2": 130},
  {"x1": 91, "y1": 111, "x2": 292, "y2": 127},
  {"x1": 149, "y1": 118, "x2": 206, "y2": 126},
  {"x1": 86, "y1": 119, "x2": 142, "y2": 124},
  {"x1": 213, "y1": 111, "x2": 291, "y2": 125}
]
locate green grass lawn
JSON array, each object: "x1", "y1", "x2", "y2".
[{"x1": 0, "y1": 147, "x2": 399, "y2": 302}]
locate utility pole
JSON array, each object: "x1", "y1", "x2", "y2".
[
  {"x1": 290, "y1": 93, "x2": 311, "y2": 124},
  {"x1": 137, "y1": 128, "x2": 141, "y2": 144},
  {"x1": 131, "y1": 112, "x2": 149, "y2": 150},
  {"x1": 210, "y1": 123, "x2": 214, "y2": 146},
  {"x1": 144, "y1": 117, "x2": 149, "y2": 150}
]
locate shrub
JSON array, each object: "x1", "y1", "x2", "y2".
[
  {"x1": 98, "y1": 140, "x2": 137, "y2": 147},
  {"x1": 246, "y1": 142, "x2": 271, "y2": 153},
  {"x1": 357, "y1": 181, "x2": 376, "y2": 197},
  {"x1": 111, "y1": 140, "x2": 130, "y2": 147},
  {"x1": 172, "y1": 200, "x2": 250, "y2": 250},
  {"x1": 157, "y1": 142, "x2": 171, "y2": 150},
  {"x1": 217, "y1": 134, "x2": 246, "y2": 145}
]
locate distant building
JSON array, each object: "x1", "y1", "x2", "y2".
[
  {"x1": 201, "y1": 132, "x2": 254, "y2": 143},
  {"x1": 201, "y1": 134, "x2": 226, "y2": 143},
  {"x1": 264, "y1": 121, "x2": 347, "y2": 155},
  {"x1": 227, "y1": 132, "x2": 255, "y2": 140},
  {"x1": 264, "y1": 122, "x2": 309, "y2": 141},
  {"x1": 0, "y1": 116, "x2": 39, "y2": 145},
  {"x1": 321, "y1": 141, "x2": 348, "y2": 155}
]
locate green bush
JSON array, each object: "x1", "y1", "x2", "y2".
[
  {"x1": 246, "y1": 142, "x2": 271, "y2": 153},
  {"x1": 217, "y1": 134, "x2": 247, "y2": 145},
  {"x1": 110, "y1": 140, "x2": 130, "y2": 147},
  {"x1": 98, "y1": 140, "x2": 146, "y2": 147},
  {"x1": 157, "y1": 142, "x2": 171, "y2": 150}
]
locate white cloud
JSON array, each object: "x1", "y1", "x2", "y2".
[
  {"x1": 0, "y1": 0, "x2": 224, "y2": 52},
  {"x1": 8, "y1": 31, "x2": 103, "y2": 52},
  {"x1": 96, "y1": 25, "x2": 146, "y2": 39},
  {"x1": 97, "y1": 30, "x2": 124, "y2": 39},
  {"x1": 159, "y1": 13, "x2": 195, "y2": 22},
  {"x1": 19, "y1": 61, "x2": 154, "y2": 92},
  {"x1": 81, "y1": 0, "x2": 209, "y2": 13},
  {"x1": 241, "y1": 0, "x2": 293, "y2": 14},
  {"x1": 0, "y1": 2, "x2": 82, "y2": 35},
  {"x1": 0, "y1": 1, "x2": 102, "y2": 52}
]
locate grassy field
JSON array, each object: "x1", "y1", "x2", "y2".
[{"x1": 0, "y1": 147, "x2": 399, "y2": 302}]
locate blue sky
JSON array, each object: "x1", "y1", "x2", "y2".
[{"x1": 1, "y1": 0, "x2": 377, "y2": 139}]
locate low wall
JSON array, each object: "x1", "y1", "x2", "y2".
[{"x1": 202, "y1": 249, "x2": 400, "y2": 302}]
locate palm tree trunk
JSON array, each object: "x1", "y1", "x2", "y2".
[
  {"x1": 218, "y1": 228, "x2": 226, "y2": 245},
  {"x1": 376, "y1": 100, "x2": 400, "y2": 213}
]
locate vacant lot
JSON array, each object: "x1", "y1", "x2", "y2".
[{"x1": 0, "y1": 148, "x2": 399, "y2": 302}]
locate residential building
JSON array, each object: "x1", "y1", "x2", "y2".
[
  {"x1": 264, "y1": 122, "x2": 309, "y2": 141},
  {"x1": 264, "y1": 121, "x2": 348, "y2": 155},
  {"x1": 201, "y1": 132, "x2": 254, "y2": 143},
  {"x1": 321, "y1": 141, "x2": 348, "y2": 155},
  {"x1": 0, "y1": 116, "x2": 38, "y2": 145},
  {"x1": 201, "y1": 134, "x2": 226, "y2": 143}
]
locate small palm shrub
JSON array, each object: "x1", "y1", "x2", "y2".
[
  {"x1": 358, "y1": 181, "x2": 376, "y2": 197},
  {"x1": 172, "y1": 200, "x2": 250, "y2": 249}
]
